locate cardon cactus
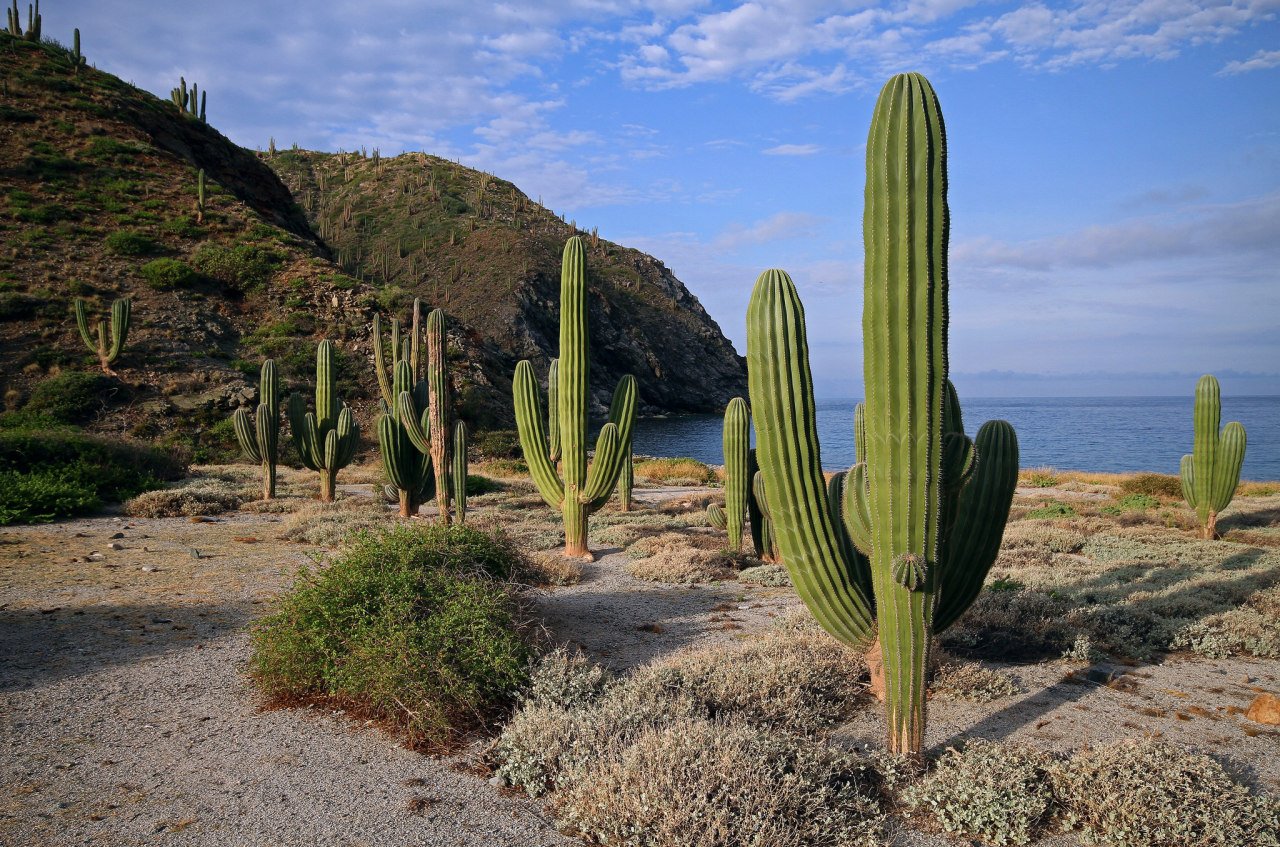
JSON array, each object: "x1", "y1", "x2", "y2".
[
  {"x1": 231, "y1": 359, "x2": 280, "y2": 500},
  {"x1": 288, "y1": 340, "x2": 359, "y2": 502},
  {"x1": 706, "y1": 398, "x2": 776, "y2": 560},
  {"x1": 746, "y1": 73, "x2": 1019, "y2": 757},
  {"x1": 1181, "y1": 374, "x2": 1246, "y2": 539},
  {"x1": 74, "y1": 296, "x2": 130, "y2": 375},
  {"x1": 513, "y1": 237, "x2": 637, "y2": 558},
  {"x1": 378, "y1": 359, "x2": 433, "y2": 517},
  {"x1": 6, "y1": 0, "x2": 39, "y2": 41}
]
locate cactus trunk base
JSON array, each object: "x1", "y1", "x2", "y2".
[
  {"x1": 399, "y1": 491, "x2": 416, "y2": 519},
  {"x1": 866, "y1": 640, "x2": 886, "y2": 702},
  {"x1": 262, "y1": 462, "x2": 276, "y2": 501},
  {"x1": 319, "y1": 473, "x2": 336, "y2": 503},
  {"x1": 1203, "y1": 512, "x2": 1217, "y2": 540}
]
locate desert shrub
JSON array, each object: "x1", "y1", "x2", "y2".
[
  {"x1": 1115, "y1": 492, "x2": 1160, "y2": 510},
  {"x1": 1119, "y1": 473, "x2": 1183, "y2": 499},
  {"x1": 0, "y1": 291, "x2": 40, "y2": 320},
  {"x1": 594, "y1": 522, "x2": 646, "y2": 548},
  {"x1": 1000, "y1": 522, "x2": 1086, "y2": 554},
  {"x1": 465, "y1": 474, "x2": 503, "y2": 496},
  {"x1": 523, "y1": 648, "x2": 613, "y2": 711},
  {"x1": 140, "y1": 257, "x2": 198, "y2": 290},
  {"x1": 633, "y1": 456, "x2": 717, "y2": 485},
  {"x1": 552, "y1": 717, "x2": 886, "y2": 847},
  {"x1": 278, "y1": 499, "x2": 388, "y2": 546},
  {"x1": 904, "y1": 740, "x2": 1056, "y2": 846},
  {"x1": 191, "y1": 242, "x2": 283, "y2": 290},
  {"x1": 24, "y1": 371, "x2": 116, "y2": 423},
  {"x1": 251, "y1": 524, "x2": 530, "y2": 748},
  {"x1": 520, "y1": 551, "x2": 584, "y2": 586},
  {"x1": 1022, "y1": 468, "x2": 1059, "y2": 488},
  {"x1": 1024, "y1": 501, "x2": 1077, "y2": 520},
  {"x1": 122, "y1": 481, "x2": 245, "y2": 517},
  {"x1": 930, "y1": 660, "x2": 1022, "y2": 702},
  {"x1": 474, "y1": 457, "x2": 527, "y2": 478},
  {"x1": 1050, "y1": 739, "x2": 1280, "y2": 847},
  {"x1": 471, "y1": 428, "x2": 521, "y2": 460},
  {"x1": 628, "y1": 546, "x2": 737, "y2": 583},
  {"x1": 104, "y1": 229, "x2": 158, "y2": 255},
  {"x1": 1170, "y1": 584, "x2": 1280, "y2": 658},
  {"x1": 0, "y1": 468, "x2": 100, "y2": 524},
  {"x1": 739, "y1": 563, "x2": 791, "y2": 586},
  {"x1": 941, "y1": 589, "x2": 1073, "y2": 661}
]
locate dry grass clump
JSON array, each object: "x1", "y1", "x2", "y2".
[
  {"x1": 904, "y1": 740, "x2": 1056, "y2": 846},
  {"x1": 739, "y1": 563, "x2": 791, "y2": 586},
  {"x1": 520, "y1": 551, "x2": 584, "y2": 586},
  {"x1": 1050, "y1": 739, "x2": 1280, "y2": 847},
  {"x1": 626, "y1": 532, "x2": 739, "y2": 583},
  {"x1": 592, "y1": 522, "x2": 647, "y2": 548},
  {"x1": 123, "y1": 480, "x2": 247, "y2": 517},
  {"x1": 930, "y1": 660, "x2": 1022, "y2": 703},
  {"x1": 278, "y1": 499, "x2": 388, "y2": 547},
  {"x1": 1118, "y1": 472, "x2": 1183, "y2": 499},
  {"x1": 1170, "y1": 583, "x2": 1280, "y2": 658},
  {"x1": 553, "y1": 717, "x2": 886, "y2": 847},
  {"x1": 632, "y1": 457, "x2": 717, "y2": 485},
  {"x1": 1001, "y1": 522, "x2": 1087, "y2": 554}
]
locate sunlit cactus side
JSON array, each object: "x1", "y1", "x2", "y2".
[
  {"x1": 74, "y1": 296, "x2": 130, "y2": 376},
  {"x1": 513, "y1": 236, "x2": 638, "y2": 558},
  {"x1": 232, "y1": 360, "x2": 280, "y2": 500},
  {"x1": 7, "y1": 0, "x2": 39, "y2": 40},
  {"x1": 378, "y1": 359, "x2": 433, "y2": 517},
  {"x1": 1181, "y1": 374, "x2": 1246, "y2": 540},
  {"x1": 453, "y1": 420, "x2": 468, "y2": 524},
  {"x1": 719, "y1": 397, "x2": 750, "y2": 551},
  {"x1": 425, "y1": 308, "x2": 455, "y2": 523},
  {"x1": 747, "y1": 73, "x2": 1018, "y2": 758},
  {"x1": 288, "y1": 340, "x2": 359, "y2": 502}
]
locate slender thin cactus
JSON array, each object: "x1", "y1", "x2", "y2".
[
  {"x1": 513, "y1": 237, "x2": 637, "y2": 558},
  {"x1": 1181, "y1": 374, "x2": 1246, "y2": 539},
  {"x1": 287, "y1": 340, "x2": 359, "y2": 502},
  {"x1": 426, "y1": 308, "x2": 453, "y2": 523},
  {"x1": 746, "y1": 74, "x2": 1018, "y2": 758},
  {"x1": 453, "y1": 420, "x2": 468, "y2": 523},
  {"x1": 70, "y1": 27, "x2": 86, "y2": 72},
  {"x1": 74, "y1": 296, "x2": 130, "y2": 376},
  {"x1": 195, "y1": 169, "x2": 205, "y2": 224},
  {"x1": 617, "y1": 443, "x2": 633, "y2": 511},
  {"x1": 231, "y1": 360, "x2": 280, "y2": 500}
]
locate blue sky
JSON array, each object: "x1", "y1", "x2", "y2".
[{"x1": 54, "y1": 1, "x2": 1280, "y2": 397}]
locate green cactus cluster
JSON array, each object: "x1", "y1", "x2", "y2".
[
  {"x1": 232, "y1": 360, "x2": 280, "y2": 500},
  {"x1": 288, "y1": 340, "x2": 359, "y2": 502},
  {"x1": 6, "y1": 0, "x2": 39, "y2": 41},
  {"x1": 74, "y1": 296, "x2": 129, "y2": 376},
  {"x1": 746, "y1": 73, "x2": 1019, "y2": 757},
  {"x1": 1181, "y1": 374, "x2": 1246, "y2": 539},
  {"x1": 170, "y1": 76, "x2": 206, "y2": 122},
  {"x1": 513, "y1": 237, "x2": 637, "y2": 558},
  {"x1": 706, "y1": 397, "x2": 777, "y2": 560}
]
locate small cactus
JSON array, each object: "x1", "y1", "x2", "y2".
[
  {"x1": 70, "y1": 27, "x2": 86, "y2": 72},
  {"x1": 231, "y1": 360, "x2": 280, "y2": 500},
  {"x1": 74, "y1": 296, "x2": 129, "y2": 376},
  {"x1": 1181, "y1": 374, "x2": 1246, "y2": 539},
  {"x1": 288, "y1": 340, "x2": 359, "y2": 502},
  {"x1": 706, "y1": 398, "x2": 777, "y2": 560}
]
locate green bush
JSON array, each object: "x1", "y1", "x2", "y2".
[
  {"x1": 472, "y1": 428, "x2": 522, "y2": 460},
  {"x1": 192, "y1": 242, "x2": 283, "y2": 291},
  {"x1": 250, "y1": 524, "x2": 530, "y2": 748},
  {"x1": 140, "y1": 257, "x2": 198, "y2": 290},
  {"x1": 0, "y1": 468, "x2": 101, "y2": 524},
  {"x1": 1024, "y1": 501, "x2": 1077, "y2": 520},
  {"x1": 24, "y1": 371, "x2": 117, "y2": 424},
  {"x1": 1119, "y1": 473, "x2": 1182, "y2": 499},
  {"x1": 104, "y1": 229, "x2": 159, "y2": 256}
]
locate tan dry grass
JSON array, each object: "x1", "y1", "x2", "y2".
[{"x1": 632, "y1": 457, "x2": 717, "y2": 486}]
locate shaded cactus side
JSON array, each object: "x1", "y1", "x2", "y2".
[
  {"x1": 232, "y1": 360, "x2": 280, "y2": 500},
  {"x1": 706, "y1": 398, "x2": 776, "y2": 560},
  {"x1": 287, "y1": 340, "x2": 359, "y2": 502},
  {"x1": 74, "y1": 296, "x2": 129, "y2": 376},
  {"x1": 512, "y1": 237, "x2": 637, "y2": 558},
  {"x1": 1180, "y1": 374, "x2": 1246, "y2": 540}
]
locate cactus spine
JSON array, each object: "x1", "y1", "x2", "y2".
[
  {"x1": 1181, "y1": 374, "x2": 1246, "y2": 539},
  {"x1": 232, "y1": 360, "x2": 280, "y2": 500},
  {"x1": 74, "y1": 296, "x2": 129, "y2": 375},
  {"x1": 745, "y1": 74, "x2": 1018, "y2": 757},
  {"x1": 513, "y1": 237, "x2": 637, "y2": 558},
  {"x1": 288, "y1": 340, "x2": 359, "y2": 502}
]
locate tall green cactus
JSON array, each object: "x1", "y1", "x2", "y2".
[
  {"x1": 706, "y1": 398, "x2": 776, "y2": 560},
  {"x1": 195, "y1": 169, "x2": 206, "y2": 224},
  {"x1": 453, "y1": 420, "x2": 468, "y2": 524},
  {"x1": 378, "y1": 359, "x2": 433, "y2": 517},
  {"x1": 513, "y1": 237, "x2": 637, "y2": 558},
  {"x1": 372, "y1": 300, "x2": 420, "y2": 410},
  {"x1": 232, "y1": 360, "x2": 280, "y2": 500},
  {"x1": 7, "y1": 0, "x2": 39, "y2": 41},
  {"x1": 746, "y1": 73, "x2": 1019, "y2": 757},
  {"x1": 1181, "y1": 374, "x2": 1246, "y2": 539},
  {"x1": 70, "y1": 28, "x2": 86, "y2": 72},
  {"x1": 425, "y1": 307, "x2": 453, "y2": 522},
  {"x1": 288, "y1": 340, "x2": 359, "y2": 502},
  {"x1": 74, "y1": 296, "x2": 130, "y2": 375}
]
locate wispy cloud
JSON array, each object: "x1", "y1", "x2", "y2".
[
  {"x1": 1219, "y1": 48, "x2": 1280, "y2": 75},
  {"x1": 712, "y1": 211, "x2": 826, "y2": 252},
  {"x1": 762, "y1": 143, "x2": 821, "y2": 156}
]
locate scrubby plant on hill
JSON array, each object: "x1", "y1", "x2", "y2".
[
  {"x1": 251, "y1": 524, "x2": 530, "y2": 749},
  {"x1": 745, "y1": 74, "x2": 1019, "y2": 757}
]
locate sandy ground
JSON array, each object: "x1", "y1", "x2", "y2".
[{"x1": 2, "y1": 481, "x2": 1277, "y2": 846}]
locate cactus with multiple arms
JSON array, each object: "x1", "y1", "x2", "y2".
[
  {"x1": 232, "y1": 360, "x2": 280, "y2": 500},
  {"x1": 7, "y1": 0, "x2": 39, "y2": 41},
  {"x1": 513, "y1": 237, "x2": 637, "y2": 558},
  {"x1": 170, "y1": 77, "x2": 205, "y2": 121},
  {"x1": 74, "y1": 296, "x2": 130, "y2": 375},
  {"x1": 1180, "y1": 374, "x2": 1246, "y2": 539},
  {"x1": 706, "y1": 398, "x2": 777, "y2": 560},
  {"x1": 288, "y1": 340, "x2": 359, "y2": 502},
  {"x1": 378, "y1": 359, "x2": 433, "y2": 517},
  {"x1": 746, "y1": 73, "x2": 1019, "y2": 757}
]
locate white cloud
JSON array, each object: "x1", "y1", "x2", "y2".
[
  {"x1": 762, "y1": 143, "x2": 822, "y2": 156},
  {"x1": 1219, "y1": 48, "x2": 1280, "y2": 75}
]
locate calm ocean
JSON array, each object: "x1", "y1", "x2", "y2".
[{"x1": 630, "y1": 396, "x2": 1280, "y2": 481}]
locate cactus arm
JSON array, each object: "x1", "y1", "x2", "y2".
[
  {"x1": 618, "y1": 442, "x2": 633, "y2": 512},
  {"x1": 1210, "y1": 421, "x2": 1245, "y2": 514},
  {"x1": 452, "y1": 420, "x2": 468, "y2": 524},
  {"x1": 606, "y1": 374, "x2": 638, "y2": 443},
  {"x1": 106, "y1": 297, "x2": 130, "y2": 363},
  {"x1": 256, "y1": 400, "x2": 278, "y2": 499},
  {"x1": 707, "y1": 502, "x2": 728, "y2": 530},
  {"x1": 828, "y1": 470, "x2": 874, "y2": 603},
  {"x1": 853, "y1": 402, "x2": 867, "y2": 463},
  {"x1": 582, "y1": 423, "x2": 623, "y2": 506},
  {"x1": 73, "y1": 298, "x2": 96, "y2": 352},
  {"x1": 335, "y1": 406, "x2": 358, "y2": 468},
  {"x1": 1190, "y1": 374, "x2": 1220, "y2": 529},
  {"x1": 397, "y1": 392, "x2": 431, "y2": 453},
  {"x1": 723, "y1": 397, "x2": 750, "y2": 551},
  {"x1": 232, "y1": 408, "x2": 262, "y2": 463},
  {"x1": 1179, "y1": 454, "x2": 1196, "y2": 508},
  {"x1": 410, "y1": 298, "x2": 422, "y2": 384},
  {"x1": 746, "y1": 267, "x2": 875, "y2": 649},
  {"x1": 547, "y1": 358, "x2": 561, "y2": 463},
  {"x1": 513, "y1": 359, "x2": 565, "y2": 509},
  {"x1": 373, "y1": 312, "x2": 394, "y2": 408},
  {"x1": 315, "y1": 340, "x2": 338, "y2": 427},
  {"x1": 287, "y1": 394, "x2": 321, "y2": 471},
  {"x1": 752, "y1": 470, "x2": 779, "y2": 561},
  {"x1": 379, "y1": 414, "x2": 412, "y2": 493},
  {"x1": 934, "y1": 419, "x2": 1019, "y2": 633}
]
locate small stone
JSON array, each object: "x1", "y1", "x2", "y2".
[
  {"x1": 488, "y1": 775, "x2": 506, "y2": 788},
  {"x1": 87, "y1": 552, "x2": 105, "y2": 561},
  {"x1": 1245, "y1": 692, "x2": 1280, "y2": 726},
  {"x1": 109, "y1": 532, "x2": 125, "y2": 539},
  {"x1": 141, "y1": 566, "x2": 158, "y2": 573},
  {"x1": 108, "y1": 542, "x2": 124, "y2": 551}
]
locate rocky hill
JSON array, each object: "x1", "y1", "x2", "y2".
[{"x1": 0, "y1": 34, "x2": 745, "y2": 458}]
